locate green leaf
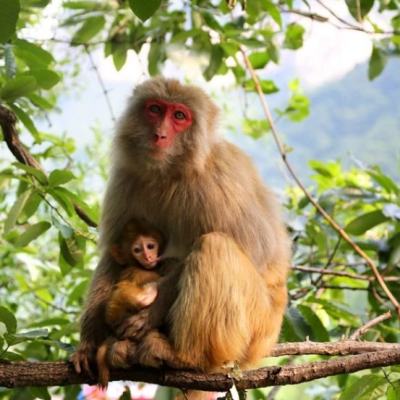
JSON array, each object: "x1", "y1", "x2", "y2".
[
  {"x1": 21, "y1": 0, "x2": 50, "y2": 7},
  {"x1": 242, "y1": 119, "x2": 269, "y2": 139},
  {"x1": 52, "y1": 216, "x2": 74, "y2": 239},
  {"x1": 15, "y1": 329, "x2": 48, "y2": 339},
  {"x1": 203, "y1": 45, "x2": 224, "y2": 81},
  {"x1": 72, "y1": 16, "x2": 105, "y2": 44},
  {"x1": 203, "y1": 13, "x2": 222, "y2": 31},
  {"x1": 23, "y1": 69, "x2": 61, "y2": 90},
  {"x1": 4, "y1": 190, "x2": 31, "y2": 234},
  {"x1": 0, "y1": 76, "x2": 37, "y2": 101},
  {"x1": 232, "y1": 36, "x2": 265, "y2": 49},
  {"x1": 311, "y1": 299, "x2": 360, "y2": 324},
  {"x1": 388, "y1": 232, "x2": 400, "y2": 267},
  {"x1": 243, "y1": 79, "x2": 279, "y2": 94},
  {"x1": 30, "y1": 317, "x2": 69, "y2": 328},
  {"x1": 368, "y1": 168, "x2": 399, "y2": 195},
  {"x1": 339, "y1": 374, "x2": 386, "y2": 400},
  {"x1": 262, "y1": 2, "x2": 282, "y2": 28},
  {"x1": 63, "y1": 1, "x2": 98, "y2": 9},
  {"x1": 284, "y1": 92, "x2": 310, "y2": 122},
  {"x1": 55, "y1": 187, "x2": 99, "y2": 223},
  {"x1": 27, "y1": 93, "x2": 54, "y2": 110},
  {"x1": 0, "y1": 0, "x2": 20, "y2": 44},
  {"x1": 284, "y1": 23, "x2": 305, "y2": 50},
  {"x1": 128, "y1": 0, "x2": 162, "y2": 22},
  {"x1": 119, "y1": 387, "x2": 132, "y2": 400},
  {"x1": 4, "y1": 44, "x2": 17, "y2": 79},
  {"x1": 64, "y1": 385, "x2": 82, "y2": 400},
  {"x1": 48, "y1": 188, "x2": 75, "y2": 217},
  {"x1": 37, "y1": 338, "x2": 76, "y2": 352},
  {"x1": 29, "y1": 387, "x2": 51, "y2": 400},
  {"x1": 49, "y1": 170, "x2": 75, "y2": 188},
  {"x1": 14, "y1": 39, "x2": 54, "y2": 67},
  {"x1": 9, "y1": 104, "x2": 40, "y2": 142},
  {"x1": 309, "y1": 160, "x2": 334, "y2": 177},
  {"x1": 67, "y1": 279, "x2": 89, "y2": 305},
  {"x1": 14, "y1": 221, "x2": 51, "y2": 247},
  {"x1": 297, "y1": 305, "x2": 330, "y2": 342},
  {"x1": 283, "y1": 307, "x2": 313, "y2": 342},
  {"x1": 345, "y1": 0, "x2": 374, "y2": 20},
  {"x1": 368, "y1": 45, "x2": 387, "y2": 81},
  {"x1": 345, "y1": 210, "x2": 389, "y2": 235},
  {"x1": 59, "y1": 234, "x2": 84, "y2": 268},
  {"x1": 111, "y1": 38, "x2": 128, "y2": 71},
  {"x1": 0, "y1": 306, "x2": 17, "y2": 334},
  {"x1": 248, "y1": 52, "x2": 269, "y2": 70},
  {"x1": 387, "y1": 386, "x2": 400, "y2": 400},
  {"x1": 148, "y1": 42, "x2": 164, "y2": 76},
  {"x1": 13, "y1": 162, "x2": 48, "y2": 184}
]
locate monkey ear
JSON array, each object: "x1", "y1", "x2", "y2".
[{"x1": 109, "y1": 245, "x2": 126, "y2": 265}]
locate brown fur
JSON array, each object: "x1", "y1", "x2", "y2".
[
  {"x1": 72, "y1": 78, "x2": 290, "y2": 381},
  {"x1": 96, "y1": 219, "x2": 164, "y2": 388}
]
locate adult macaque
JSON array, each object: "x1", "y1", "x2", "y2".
[
  {"x1": 97, "y1": 218, "x2": 165, "y2": 388},
  {"x1": 71, "y1": 78, "x2": 290, "y2": 378}
]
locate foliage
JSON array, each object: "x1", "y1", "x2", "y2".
[{"x1": 0, "y1": 1, "x2": 400, "y2": 399}]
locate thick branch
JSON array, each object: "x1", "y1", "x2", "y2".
[
  {"x1": 1, "y1": 347, "x2": 400, "y2": 389},
  {"x1": 0, "y1": 104, "x2": 98, "y2": 228}
]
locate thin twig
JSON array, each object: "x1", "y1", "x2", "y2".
[
  {"x1": 318, "y1": 285, "x2": 368, "y2": 291},
  {"x1": 349, "y1": 311, "x2": 391, "y2": 340},
  {"x1": 84, "y1": 45, "x2": 116, "y2": 124},
  {"x1": 315, "y1": 0, "x2": 362, "y2": 31},
  {"x1": 292, "y1": 265, "x2": 400, "y2": 282},
  {"x1": 239, "y1": 47, "x2": 400, "y2": 320}
]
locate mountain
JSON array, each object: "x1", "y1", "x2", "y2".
[{"x1": 280, "y1": 58, "x2": 400, "y2": 181}]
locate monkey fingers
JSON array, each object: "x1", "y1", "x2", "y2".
[
  {"x1": 135, "y1": 330, "x2": 197, "y2": 370},
  {"x1": 70, "y1": 342, "x2": 96, "y2": 378},
  {"x1": 115, "y1": 308, "x2": 151, "y2": 340}
]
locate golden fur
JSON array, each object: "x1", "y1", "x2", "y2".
[{"x1": 72, "y1": 77, "x2": 290, "y2": 380}]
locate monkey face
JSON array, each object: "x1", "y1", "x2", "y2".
[
  {"x1": 143, "y1": 100, "x2": 193, "y2": 158},
  {"x1": 131, "y1": 235, "x2": 160, "y2": 269}
]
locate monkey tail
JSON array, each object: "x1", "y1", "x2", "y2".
[{"x1": 96, "y1": 342, "x2": 110, "y2": 390}]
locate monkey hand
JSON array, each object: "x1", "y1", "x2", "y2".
[
  {"x1": 115, "y1": 308, "x2": 152, "y2": 340},
  {"x1": 70, "y1": 341, "x2": 96, "y2": 378}
]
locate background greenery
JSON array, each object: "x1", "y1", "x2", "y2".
[{"x1": 0, "y1": 0, "x2": 400, "y2": 399}]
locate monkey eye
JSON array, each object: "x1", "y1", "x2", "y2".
[
  {"x1": 133, "y1": 247, "x2": 142, "y2": 254},
  {"x1": 149, "y1": 104, "x2": 162, "y2": 114},
  {"x1": 174, "y1": 111, "x2": 186, "y2": 120},
  {"x1": 147, "y1": 243, "x2": 155, "y2": 250}
]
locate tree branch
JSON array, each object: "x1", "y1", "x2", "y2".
[
  {"x1": 1, "y1": 343, "x2": 400, "y2": 389},
  {"x1": 239, "y1": 47, "x2": 400, "y2": 320},
  {"x1": 0, "y1": 104, "x2": 98, "y2": 228},
  {"x1": 292, "y1": 265, "x2": 400, "y2": 282}
]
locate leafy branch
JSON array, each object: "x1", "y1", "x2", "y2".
[
  {"x1": 0, "y1": 104, "x2": 98, "y2": 229},
  {"x1": 239, "y1": 46, "x2": 400, "y2": 321}
]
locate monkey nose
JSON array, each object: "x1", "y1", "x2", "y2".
[{"x1": 154, "y1": 132, "x2": 167, "y2": 140}]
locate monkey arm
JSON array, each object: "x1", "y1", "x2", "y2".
[
  {"x1": 71, "y1": 253, "x2": 120, "y2": 376},
  {"x1": 115, "y1": 258, "x2": 182, "y2": 340}
]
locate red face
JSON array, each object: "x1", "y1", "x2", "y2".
[{"x1": 143, "y1": 100, "x2": 193, "y2": 155}]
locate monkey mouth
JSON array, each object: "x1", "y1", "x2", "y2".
[
  {"x1": 142, "y1": 261, "x2": 158, "y2": 269},
  {"x1": 149, "y1": 147, "x2": 168, "y2": 160}
]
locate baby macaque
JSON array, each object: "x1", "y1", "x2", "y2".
[{"x1": 97, "y1": 218, "x2": 165, "y2": 388}]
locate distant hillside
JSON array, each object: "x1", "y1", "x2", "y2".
[{"x1": 281, "y1": 59, "x2": 400, "y2": 179}]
